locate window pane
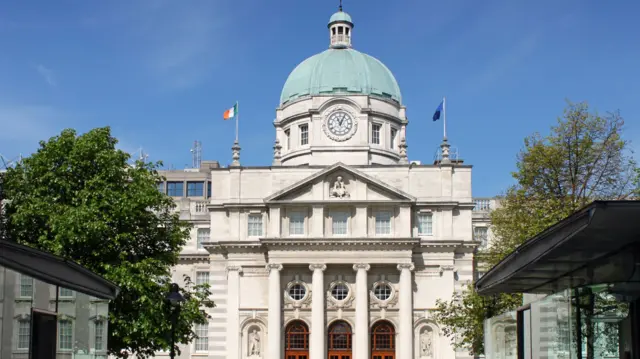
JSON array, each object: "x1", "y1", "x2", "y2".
[
  {"x1": 248, "y1": 214, "x2": 263, "y2": 237},
  {"x1": 95, "y1": 321, "x2": 105, "y2": 350},
  {"x1": 331, "y1": 212, "x2": 349, "y2": 235},
  {"x1": 197, "y1": 228, "x2": 210, "y2": 249},
  {"x1": 20, "y1": 275, "x2": 33, "y2": 297},
  {"x1": 187, "y1": 182, "x2": 204, "y2": 197},
  {"x1": 417, "y1": 213, "x2": 433, "y2": 235},
  {"x1": 207, "y1": 181, "x2": 212, "y2": 198},
  {"x1": 474, "y1": 227, "x2": 488, "y2": 247},
  {"x1": 59, "y1": 320, "x2": 73, "y2": 350},
  {"x1": 59, "y1": 287, "x2": 74, "y2": 297},
  {"x1": 300, "y1": 124, "x2": 309, "y2": 146},
  {"x1": 195, "y1": 322, "x2": 209, "y2": 351},
  {"x1": 371, "y1": 124, "x2": 381, "y2": 144},
  {"x1": 196, "y1": 272, "x2": 209, "y2": 286},
  {"x1": 289, "y1": 212, "x2": 305, "y2": 236},
  {"x1": 285, "y1": 129, "x2": 291, "y2": 149},
  {"x1": 167, "y1": 182, "x2": 184, "y2": 197},
  {"x1": 390, "y1": 129, "x2": 397, "y2": 149},
  {"x1": 18, "y1": 320, "x2": 30, "y2": 349},
  {"x1": 375, "y1": 211, "x2": 391, "y2": 235}
]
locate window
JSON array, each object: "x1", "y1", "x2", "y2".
[
  {"x1": 474, "y1": 227, "x2": 488, "y2": 247},
  {"x1": 417, "y1": 213, "x2": 433, "y2": 236},
  {"x1": 187, "y1": 182, "x2": 204, "y2": 197},
  {"x1": 331, "y1": 283, "x2": 349, "y2": 301},
  {"x1": 58, "y1": 320, "x2": 73, "y2": 350},
  {"x1": 195, "y1": 322, "x2": 209, "y2": 351},
  {"x1": 197, "y1": 228, "x2": 210, "y2": 249},
  {"x1": 373, "y1": 283, "x2": 392, "y2": 301},
  {"x1": 285, "y1": 321, "x2": 309, "y2": 352},
  {"x1": 207, "y1": 181, "x2": 211, "y2": 198},
  {"x1": 371, "y1": 124, "x2": 381, "y2": 145},
  {"x1": 390, "y1": 128, "x2": 397, "y2": 149},
  {"x1": 374, "y1": 211, "x2": 391, "y2": 235},
  {"x1": 284, "y1": 129, "x2": 291, "y2": 150},
  {"x1": 20, "y1": 275, "x2": 33, "y2": 298},
  {"x1": 157, "y1": 182, "x2": 165, "y2": 193},
  {"x1": 331, "y1": 211, "x2": 349, "y2": 235},
  {"x1": 300, "y1": 124, "x2": 309, "y2": 146},
  {"x1": 248, "y1": 214, "x2": 263, "y2": 237},
  {"x1": 289, "y1": 212, "x2": 305, "y2": 236},
  {"x1": 94, "y1": 321, "x2": 105, "y2": 351},
  {"x1": 288, "y1": 284, "x2": 307, "y2": 301},
  {"x1": 18, "y1": 320, "x2": 30, "y2": 349},
  {"x1": 59, "y1": 287, "x2": 74, "y2": 297},
  {"x1": 196, "y1": 272, "x2": 209, "y2": 289},
  {"x1": 167, "y1": 181, "x2": 184, "y2": 197}
]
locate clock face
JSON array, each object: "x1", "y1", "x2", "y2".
[{"x1": 327, "y1": 111, "x2": 353, "y2": 136}]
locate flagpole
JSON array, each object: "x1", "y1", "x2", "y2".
[
  {"x1": 443, "y1": 96, "x2": 447, "y2": 140},
  {"x1": 235, "y1": 101, "x2": 239, "y2": 142}
]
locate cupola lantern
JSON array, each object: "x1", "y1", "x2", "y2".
[{"x1": 328, "y1": 4, "x2": 353, "y2": 49}]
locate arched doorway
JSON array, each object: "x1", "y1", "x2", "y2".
[
  {"x1": 328, "y1": 320, "x2": 352, "y2": 359},
  {"x1": 285, "y1": 321, "x2": 309, "y2": 359},
  {"x1": 371, "y1": 321, "x2": 395, "y2": 359}
]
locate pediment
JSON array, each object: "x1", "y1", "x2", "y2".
[{"x1": 265, "y1": 163, "x2": 416, "y2": 203}]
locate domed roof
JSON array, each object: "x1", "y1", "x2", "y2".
[
  {"x1": 329, "y1": 11, "x2": 352, "y2": 25},
  {"x1": 280, "y1": 48, "x2": 402, "y2": 105}
]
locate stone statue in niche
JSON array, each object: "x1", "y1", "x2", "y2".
[
  {"x1": 248, "y1": 329, "x2": 261, "y2": 358},
  {"x1": 420, "y1": 330, "x2": 433, "y2": 358},
  {"x1": 330, "y1": 176, "x2": 350, "y2": 198}
]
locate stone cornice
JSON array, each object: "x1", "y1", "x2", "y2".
[
  {"x1": 178, "y1": 251, "x2": 211, "y2": 262},
  {"x1": 209, "y1": 200, "x2": 475, "y2": 209},
  {"x1": 360, "y1": 108, "x2": 407, "y2": 124},
  {"x1": 261, "y1": 237, "x2": 420, "y2": 250},
  {"x1": 266, "y1": 199, "x2": 414, "y2": 205}
]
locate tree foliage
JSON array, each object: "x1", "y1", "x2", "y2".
[
  {"x1": 434, "y1": 101, "x2": 637, "y2": 355},
  {"x1": 1, "y1": 127, "x2": 214, "y2": 358}
]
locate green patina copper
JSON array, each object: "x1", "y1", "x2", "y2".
[
  {"x1": 328, "y1": 10, "x2": 353, "y2": 26},
  {"x1": 280, "y1": 48, "x2": 402, "y2": 105}
]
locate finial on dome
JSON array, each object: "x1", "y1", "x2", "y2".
[{"x1": 339, "y1": 0, "x2": 343, "y2": 11}]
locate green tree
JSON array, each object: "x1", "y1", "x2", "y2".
[
  {"x1": 2, "y1": 127, "x2": 214, "y2": 358},
  {"x1": 434, "y1": 101, "x2": 637, "y2": 355}
]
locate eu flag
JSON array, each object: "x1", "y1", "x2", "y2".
[{"x1": 432, "y1": 101, "x2": 443, "y2": 121}]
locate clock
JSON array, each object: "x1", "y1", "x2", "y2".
[
  {"x1": 328, "y1": 112, "x2": 353, "y2": 136},
  {"x1": 322, "y1": 106, "x2": 358, "y2": 142}
]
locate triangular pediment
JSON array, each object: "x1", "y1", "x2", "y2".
[{"x1": 264, "y1": 163, "x2": 416, "y2": 203}]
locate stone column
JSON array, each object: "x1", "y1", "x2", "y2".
[
  {"x1": 227, "y1": 266, "x2": 243, "y2": 359},
  {"x1": 309, "y1": 264, "x2": 327, "y2": 359},
  {"x1": 353, "y1": 263, "x2": 371, "y2": 359},
  {"x1": 398, "y1": 263, "x2": 415, "y2": 359},
  {"x1": 267, "y1": 264, "x2": 283, "y2": 359}
]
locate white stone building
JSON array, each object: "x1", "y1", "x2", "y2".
[{"x1": 159, "y1": 7, "x2": 485, "y2": 359}]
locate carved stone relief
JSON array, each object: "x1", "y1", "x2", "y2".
[{"x1": 329, "y1": 176, "x2": 350, "y2": 199}]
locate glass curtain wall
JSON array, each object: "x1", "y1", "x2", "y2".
[
  {"x1": 484, "y1": 285, "x2": 632, "y2": 359},
  {"x1": 0, "y1": 265, "x2": 110, "y2": 359}
]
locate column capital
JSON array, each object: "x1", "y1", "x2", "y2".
[
  {"x1": 226, "y1": 265, "x2": 243, "y2": 273},
  {"x1": 352, "y1": 263, "x2": 371, "y2": 271},
  {"x1": 309, "y1": 263, "x2": 327, "y2": 272},
  {"x1": 266, "y1": 263, "x2": 283, "y2": 271},
  {"x1": 397, "y1": 263, "x2": 415, "y2": 272}
]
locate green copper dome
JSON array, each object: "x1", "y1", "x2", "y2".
[
  {"x1": 280, "y1": 48, "x2": 402, "y2": 105},
  {"x1": 328, "y1": 11, "x2": 353, "y2": 26}
]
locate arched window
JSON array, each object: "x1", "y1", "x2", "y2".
[
  {"x1": 285, "y1": 321, "x2": 309, "y2": 359},
  {"x1": 371, "y1": 321, "x2": 395, "y2": 359},
  {"x1": 328, "y1": 321, "x2": 352, "y2": 359}
]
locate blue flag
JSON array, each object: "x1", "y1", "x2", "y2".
[{"x1": 432, "y1": 101, "x2": 443, "y2": 121}]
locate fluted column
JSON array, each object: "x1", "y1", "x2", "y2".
[
  {"x1": 267, "y1": 264, "x2": 283, "y2": 359},
  {"x1": 227, "y1": 266, "x2": 243, "y2": 359},
  {"x1": 353, "y1": 263, "x2": 371, "y2": 359},
  {"x1": 309, "y1": 264, "x2": 327, "y2": 359},
  {"x1": 398, "y1": 263, "x2": 415, "y2": 359}
]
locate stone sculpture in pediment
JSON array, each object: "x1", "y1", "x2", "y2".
[{"x1": 329, "y1": 175, "x2": 350, "y2": 199}]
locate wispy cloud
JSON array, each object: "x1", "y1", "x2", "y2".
[
  {"x1": 81, "y1": 1, "x2": 230, "y2": 91},
  {"x1": 0, "y1": 106, "x2": 67, "y2": 157},
  {"x1": 34, "y1": 64, "x2": 57, "y2": 87}
]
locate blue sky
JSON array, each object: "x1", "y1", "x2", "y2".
[{"x1": 1, "y1": 0, "x2": 638, "y2": 197}]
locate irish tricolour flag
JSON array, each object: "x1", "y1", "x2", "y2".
[{"x1": 223, "y1": 103, "x2": 238, "y2": 120}]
